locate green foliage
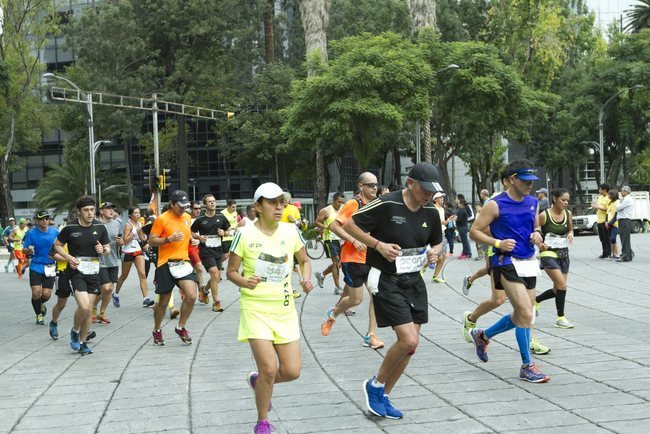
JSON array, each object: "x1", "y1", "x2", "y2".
[
  {"x1": 139, "y1": 119, "x2": 179, "y2": 170},
  {"x1": 625, "y1": 0, "x2": 650, "y2": 33},
  {"x1": 328, "y1": 0, "x2": 411, "y2": 40}
]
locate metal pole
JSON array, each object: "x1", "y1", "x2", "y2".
[
  {"x1": 152, "y1": 94, "x2": 161, "y2": 215},
  {"x1": 597, "y1": 114, "x2": 604, "y2": 186},
  {"x1": 415, "y1": 120, "x2": 421, "y2": 164},
  {"x1": 88, "y1": 94, "x2": 96, "y2": 196}
]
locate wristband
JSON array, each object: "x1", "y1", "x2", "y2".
[
  {"x1": 494, "y1": 239, "x2": 501, "y2": 249},
  {"x1": 372, "y1": 239, "x2": 380, "y2": 249}
]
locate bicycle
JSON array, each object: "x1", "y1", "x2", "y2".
[{"x1": 304, "y1": 233, "x2": 325, "y2": 260}]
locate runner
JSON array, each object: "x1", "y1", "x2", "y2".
[
  {"x1": 467, "y1": 159, "x2": 550, "y2": 383},
  {"x1": 280, "y1": 193, "x2": 303, "y2": 298},
  {"x1": 535, "y1": 188, "x2": 575, "y2": 329},
  {"x1": 238, "y1": 204, "x2": 258, "y2": 228},
  {"x1": 320, "y1": 172, "x2": 384, "y2": 350},
  {"x1": 221, "y1": 199, "x2": 239, "y2": 264},
  {"x1": 113, "y1": 207, "x2": 154, "y2": 308},
  {"x1": 344, "y1": 162, "x2": 443, "y2": 419},
  {"x1": 314, "y1": 192, "x2": 345, "y2": 295},
  {"x1": 431, "y1": 192, "x2": 451, "y2": 283},
  {"x1": 3, "y1": 217, "x2": 16, "y2": 273},
  {"x1": 148, "y1": 190, "x2": 198, "y2": 346},
  {"x1": 191, "y1": 193, "x2": 230, "y2": 313},
  {"x1": 226, "y1": 182, "x2": 313, "y2": 434},
  {"x1": 93, "y1": 202, "x2": 121, "y2": 324},
  {"x1": 8, "y1": 218, "x2": 29, "y2": 278},
  {"x1": 54, "y1": 196, "x2": 110, "y2": 355},
  {"x1": 22, "y1": 210, "x2": 57, "y2": 325}
]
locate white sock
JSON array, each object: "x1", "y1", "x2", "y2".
[{"x1": 371, "y1": 378, "x2": 384, "y2": 388}]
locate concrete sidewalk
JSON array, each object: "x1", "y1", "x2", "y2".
[{"x1": 0, "y1": 233, "x2": 649, "y2": 433}]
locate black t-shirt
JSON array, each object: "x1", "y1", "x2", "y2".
[
  {"x1": 352, "y1": 189, "x2": 442, "y2": 274},
  {"x1": 57, "y1": 221, "x2": 109, "y2": 258},
  {"x1": 191, "y1": 213, "x2": 230, "y2": 254},
  {"x1": 456, "y1": 204, "x2": 471, "y2": 228}
]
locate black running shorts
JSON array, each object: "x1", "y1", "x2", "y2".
[
  {"x1": 65, "y1": 269, "x2": 101, "y2": 295},
  {"x1": 200, "y1": 248, "x2": 222, "y2": 272},
  {"x1": 492, "y1": 264, "x2": 536, "y2": 290},
  {"x1": 29, "y1": 269, "x2": 56, "y2": 289},
  {"x1": 324, "y1": 240, "x2": 341, "y2": 259},
  {"x1": 373, "y1": 271, "x2": 428, "y2": 328},
  {"x1": 342, "y1": 262, "x2": 370, "y2": 288},
  {"x1": 540, "y1": 256, "x2": 570, "y2": 275},
  {"x1": 55, "y1": 273, "x2": 72, "y2": 298},
  {"x1": 154, "y1": 262, "x2": 198, "y2": 294},
  {"x1": 99, "y1": 266, "x2": 119, "y2": 285}
]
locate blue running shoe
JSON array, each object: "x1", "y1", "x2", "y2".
[
  {"x1": 363, "y1": 377, "x2": 386, "y2": 417},
  {"x1": 70, "y1": 329, "x2": 80, "y2": 351},
  {"x1": 519, "y1": 363, "x2": 550, "y2": 383},
  {"x1": 383, "y1": 395, "x2": 403, "y2": 419},
  {"x1": 49, "y1": 321, "x2": 58, "y2": 340},
  {"x1": 78, "y1": 342, "x2": 93, "y2": 356},
  {"x1": 469, "y1": 328, "x2": 489, "y2": 363},
  {"x1": 112, "y1": 293, "x2": 120, "y2": 308}
]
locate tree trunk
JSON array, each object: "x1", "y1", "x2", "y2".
[
  {"x1": 176, "y1": 115, "x2": 189, "y2": 193},
  {"x1": 423, "y1": 119, "x2": 432, "y2": 163},
  {"x1": 123, "y1": 138, "x2": 134, "y2": 206},
  {"x1": 0, "y1": 157, "x2": 14, "y2": 225},
  {"x1": 407, "y1": 0, "x2": 438, "y2": 35},
  {"x1": 392, "y1": 146, "x2": 402, "y2": 187},
  {"x1": 300, "y1": 0, "x2": 330, "y2": 210},
  {"x1": 264, "y1": 0, "x2": 275, "y2": 64}
]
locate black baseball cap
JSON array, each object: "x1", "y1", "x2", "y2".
[
  {"x1": 408, "y1": 163, "x2": 443, "y2": 193},
  {"x1": 35, "y1": 210, "x2": 51, "y2": 219},
  {"x1": 99, "y1": 202, "x2": 117, "y2": 209},
  {"x1": 170, "y1": 190, "x2": 191, "y2": 207}
]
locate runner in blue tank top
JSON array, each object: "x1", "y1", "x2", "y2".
[{"x1": 468, "y1": 159, "x2": 550, "y2": 383}]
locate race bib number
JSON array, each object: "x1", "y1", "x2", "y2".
[
  {"x1": 205, "y1": 235, "x2": 221, "y2": 248},
  {"x1": 168, "y1": 261, "x2": 193, "y2": 279},
  {"x1": 395, "y1": 247, "x2": 427, "y2": 274},
  {"x1": 544, "y1": 233, "x2": 568, "y2": 249},
  {"x1": 44, "y1": 264, "x2": 57, "y2": 277},
  {"x1": 255, "y1": 253, "x2": 290, "y2": 283},
  {"x1": 367, "y1": 267, "x2": 381, "y2": 294},
  {"x1": 511, "y1": 257, "x2": 540, "y2": 277},
  {"x1": 78, "y1": 257, "x2": 100, "y2": 275}
]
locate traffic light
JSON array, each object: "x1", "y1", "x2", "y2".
[
  {"x1": 157, "y1": 168, "x2": 171, "y2": 191},
  {"x1": 143, "y1": 166, "x2": 155, "y2": 191},
  {"x1": 226, "y1": 112, "x2": 235, "y2": 119}
]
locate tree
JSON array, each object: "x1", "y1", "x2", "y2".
[
  {"x1": 625, "y1": 0, "x2": 650, "y2": 33},
  {"x1": 299, "y1": 0, "x2": 331, "y2": 209},
  {"x1": 0, "y1": 0, "x2": 59, "y2": 223}
]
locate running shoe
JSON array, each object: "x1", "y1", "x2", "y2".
[
  {"x1": 213, "y1": 301, "x2": 224, "y2": 312},
  {"x1": 78, "y1": 342, "x2": 93, "y2": 356},
  {"x1": 36, "y1": 314, "x2": 44, "y2": 325},
  {"x1": 461, "y1": 311, "x2": 475, "y2": 343},
  {"x1": 458, "y1": 253, "x2": 469, "y2": 260},
  {"x1": 462, "y1": 276, "x2": 472, "y2": 295},
  {"x1": 555, "y1": 316, "x2": 574, "y2": 329},
  {"x1": 253, "y1": 420, "x2": 275, "y2": 434},
  {"x1": 175, "y1": 327, "x2": 192, "y2": 345},
  {"x1": 199, "y1": 287, "x2": 209, "y2": 304},
  {"x1": 86, "y1": 330, "x2": 97, "y2": 341},
  {"x1": 321, "y1": 307, "x2": 336, "y2": 336},
  {"x1": 153, "y1": 329, "x2": 165, "y2": 346},
  {"x1": 92, "y1": 307, "x2": 97, "y2": 322},
  {"x1": 334, "y1": 286, "x2": 343, "y2": 295},
  {"x1": 363, "y1": 334, "x2": 384, "y2": 349},
  {"x1": 41, "y1": 303, "x2": 47, "y2": 316},
  {"x1": 519, "y1": 363, "x2": 550, "y2": 383},
  {"x1": 143, "y1": 297, "x2": 155, "y2": 307},
  {"x1": 247, "y1": 371, "x2": 273, "y2": 411},
  {"x1": 383, "y1": 395, "x2": 404, "y2": 419},
  {"x1": 363, "y1": 377, "x2": 386, "y2": 417},
  {"x1": 112, "y1": 293, "x2": 120, "y2": 308},
  {"x1": 170, "y1": 308, "x2": 180, "y2": 319},
  {"x1": 530, "y1": 337, "x2": 551, "y2": 355},
  {"x1": 70, "y1": 329, "x2": 80, "y2": 351},
  {"x1": 49, "y1": 321, "x2": 58, "y2": 340},
  {"x1": 292, "y1": 290, "x2": 301, "y2": 299},
  {"x1": 97, "y1": 314, "x2": 111, "y2": 324},
  {"x1": 431, "y1": 275, "x2": 445, "y2": 283},
  {"x1": 315, "y1": 271, "x2": 325, "y2": 288},
  {"x1": 469, "y1": 328, "x2": 489, "y2": 362},
  {"x1": 344, "y1": 309, "x2": 356, "y2": 316}
]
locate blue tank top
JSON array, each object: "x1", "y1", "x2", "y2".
[
  {"x1": 489, "y1": 192, "x2": 538, "y2": 267},
  {"x1": 22, "y1": 226, "x2": 58, "y2": 274}
]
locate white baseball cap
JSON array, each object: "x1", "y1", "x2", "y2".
[{"x1": 254, "y1": 182, "x2": 284, "y2": 202}]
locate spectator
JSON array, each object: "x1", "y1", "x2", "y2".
[
  {"x1": 536, "y1": 188, "x2": 550, "y2": 213},
  {"x1": 616, "y1": 185, "x2": 634, "y2": 262},
  {"x1": 456, "y1": 194, "x2": 473, "y2": 259}
]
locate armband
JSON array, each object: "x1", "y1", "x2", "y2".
[{"x1": 494, "y1": 240, "x2": 501, "y2": 249}]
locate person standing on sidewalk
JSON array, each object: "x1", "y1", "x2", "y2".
[
  {"x1": 456, "y1": 194, "x2": 473, "y2": 259},
  {"x1": 592, "y1": 183, "x2": 611, "y2": 259},
  {"x1": 148, "y1": 190, "x2": 198, "y2": 346},
  {"x1": 345, "y1": 162, "x2": 443, "y2": 419},
  {"x1": 320, "y1": 172, "x2": 384, "y2": 350},
  {"x1": 226, "y1": 182, "x2": 313, "y2": 434},
  {"x1": 616, "y1": 186, "x2": 634, "y2": 262}
]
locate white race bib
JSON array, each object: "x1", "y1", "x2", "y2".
[
  {"x1": 78, "y1": 257, "x2": 100, "y2": 275},
  {"x1": 205, "y1": 235, "x2": 221, "y2": 248},
  {"x1": 544, "y1": 233, "x2": 568, "y2": 249},
  {"x1": 511, "y1": 257, "x2": 540, "y2": 277},
  {"x1": 254, "y1": 253, "x2": 290, "y2": 283},
  {"x1": 168, "y1": 261, "x2": 193, "y2": 279},
  {"x1": 367, "y1": 267, "x2": 381, "y2": 294},
  {"x1": 44, "y1": 264, "x2": 57, "y2": 277},
  {"x1": 395, "y1": 247, "x2": 427, "y2": 274}
]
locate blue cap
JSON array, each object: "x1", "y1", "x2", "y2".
[{"x1": 506, "y1": 168, "x2": 539, "y2": 181}]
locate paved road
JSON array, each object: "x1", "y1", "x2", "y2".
[{"x1": 0, "y1": 233, "x2": 648, "y2": 433}]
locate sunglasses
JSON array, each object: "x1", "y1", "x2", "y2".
[{"x1": 362, "y1": 183, "x2": 378, "y2": 188}]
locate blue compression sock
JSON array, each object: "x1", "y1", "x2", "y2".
[
  {"x1": 484, "y1": 314, "x2": 516, "y2": 339},
  {"x1": 516, "y1": 327, "x2": 532, "y2": 365}
]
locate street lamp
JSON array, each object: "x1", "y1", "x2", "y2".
[
  {"x1": 597, "y1": 84, "x2": 644, "y2": 184},
  {"x1": 42, "y1": 73, "x2": 97, "y2": 196},
  {"x1": 580, "y1": 140, "x2": 601, "y2": 183},
  {"x1": 415, "y1": 64, "x2": 460, "y2": 163}
]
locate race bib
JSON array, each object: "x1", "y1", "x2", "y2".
[
  {"x1": 205, "y1": 235, "x2": 221, "y2": 248},
  {"x1": 367, "y1": 267, "x2": 381, "y2": 294},
  {"x1": 44, "y1": 264, "x2": 57, "y2": 277},
  {"x1": 255, "y1": 253, "x2": 290, "y2": 283},
  {"x1": 544, "y1": 233, "x2": 568, "y2": 249},
  {"x1": 395, "y1": 247, "x2": 428, "y2": 274},
  {"x1": 511, "y1": 257, "x2": 540, "y2": 277},
  {"x1": 168, "y1": 260, "x2": 193, "y2": 279},
  {"x1": 78, "y1": 257, "x2": 100, "y2": 275}
]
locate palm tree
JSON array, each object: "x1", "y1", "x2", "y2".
[{"x1": 625, "y1": 0, "x2": 650, "y2": 33}]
